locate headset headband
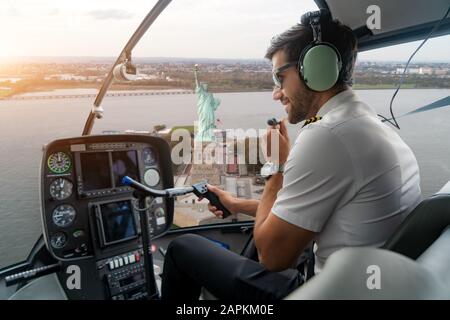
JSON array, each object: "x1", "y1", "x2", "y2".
[
  {"x1": 298, "y1": 9, "x2": 343, "y2": 91},
  {"x1": 300, "y1": 9, "x2": 331, "y2": 25}
]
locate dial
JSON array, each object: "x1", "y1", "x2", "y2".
[
  {"x1": 144, "y1": 168, "x2": 160, "y2": 187},
  {"x1": 155, "y1": 207, "x2": 165, "y2": 217},
  {"x1": 47, "y1": 152, "x2": 71, "y2": 174},
  {"x1": 154, "y1": 207, "x2": 166, "y2": 226},
  {"x1": 52, "y1": 204, "x2": 76, "y2": 227},
  {"x1": 49, "y1": 178, "x2": 73, "y2": 200},
  {"x1": 50, "y1": 232, "x2": 67, "y2": 249},
  {"x1": 142, "y1": 148, "x2": 156, "y2": 166}
]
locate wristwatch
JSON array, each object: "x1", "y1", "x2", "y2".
[{"x1": 260, "y1": 162, "x2": 284, "y2": 180}]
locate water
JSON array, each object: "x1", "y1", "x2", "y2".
[{"x1": 1, "y1": 89, "x2": 449, "y2": 267}]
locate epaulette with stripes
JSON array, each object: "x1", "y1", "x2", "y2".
[{"x1": 302, "y1": 116, "x2": 322, "y2": 128}]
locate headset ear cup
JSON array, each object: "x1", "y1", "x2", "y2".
[{"x1": 301, "y1": 44, "x2": 340, "y2": 92}]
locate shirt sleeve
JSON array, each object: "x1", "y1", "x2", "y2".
[{"x1": 272, "y1": 125, "x2": 356, "y2": 232}]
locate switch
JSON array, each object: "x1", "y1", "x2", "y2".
[
  {"x1": 118, "y1": 258, "x2": 123, "y2": 267},
  {"x1": 109, "y1": 261, "x2": 115, "y2": 270},
  {"x1": 80, "y1": 243, "x2": 87, "y2": 252},
  {"x1": 124, "y1": 256, "x2": 129, "y2": 265},
  {"x1": 129, "y1": 255, "x2": 136, "y2": 263},
  {"x1": 114, "y1": 260, "x2": 119, "y2": 268},
  {"x1": 73, "y1": 230, "x2": 85, "y2": 238}
]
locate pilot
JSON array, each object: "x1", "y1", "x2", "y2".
[{"x1": 161, "y1": 12, "x2": 422, "y2": 300}]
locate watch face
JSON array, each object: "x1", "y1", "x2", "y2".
[{"x1": 261, "y1": 162, "x2": 276, "y2": 177}]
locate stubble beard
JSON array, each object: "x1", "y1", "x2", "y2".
[{"x1": 287, "y1": 90, "x2": 314, "y2": 124}]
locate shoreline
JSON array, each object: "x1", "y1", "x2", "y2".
[{"x1": 1, "y1": 85, "x2": 447, "y2": 101}]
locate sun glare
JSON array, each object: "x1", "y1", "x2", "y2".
[{"x1": 0, "y1": 48, "x2": 12, "y2": 61}]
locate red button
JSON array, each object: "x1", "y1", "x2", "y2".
[
  {"x1": 135, "y1": 253, "x2": 140, "y2": 262},
  {"x1": 151, "y1": 245, "x2": 157, "y2": 253}
]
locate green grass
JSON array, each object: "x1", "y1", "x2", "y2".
[
  {"x1": 170, "y1": 125, "x2": 195, "y2": 135},
  {"x1": 0, "y1": 90, "x2": 13, "y2": 98}
]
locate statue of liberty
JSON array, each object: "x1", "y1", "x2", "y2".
[{"x1": 194, "y1": 64, "x2": 221, "y2": 142}]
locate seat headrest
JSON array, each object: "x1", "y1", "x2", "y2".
[
  {"x1": 285, "y1": 247, "x2": 449, "y2": 300},
  {"x1": 417, "y1": 226, "x2": 450, "y2": 288}
]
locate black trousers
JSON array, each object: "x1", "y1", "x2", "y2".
[{"x1": 160, "y1": 234, "x2": 303, "y2": 301}]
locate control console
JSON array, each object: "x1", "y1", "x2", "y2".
[{"x1": 40, "y1": 134, "x2": 173, "y2": 299}]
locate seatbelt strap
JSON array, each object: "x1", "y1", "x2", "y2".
[{"x1": 306, "y1": 242, "x2": 316, "y2": 280}]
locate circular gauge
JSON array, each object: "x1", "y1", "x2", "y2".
[
  {"x1": 155, "y1": 207, "x2": 165, "y2": 217},
  {"x1": 47, "y1": 152, "x2": 71, "y2": 174},
  {"x1": 154, "y1": 207, "x2": 166, "y2": 226},
  {"x1": 144, "y1": 168, "x2": 160, "y2": 187},
  {"x1": 142, "y1": 148, "x2": 156, "y2": 166},
  {"x1": 49, "y1": 178, "x2": 73, "y2": 200},
  {"x1": 52, "y1": 204, "x2": 76, "y2": 227},
  {"x1": 50, "y1": 232, "x2": 67, "y2": 249}
]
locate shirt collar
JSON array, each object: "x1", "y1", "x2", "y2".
[{"x1": 317, "y1": 89, "x2": 358, "y2": 118}]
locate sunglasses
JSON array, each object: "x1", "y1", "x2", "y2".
[{"x1": 272, "y1": 61, "x2": 298, "y2": 89}]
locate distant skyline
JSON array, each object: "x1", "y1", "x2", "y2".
[
  {"x1": 1, "y1": 56, "x2": 448, "y2": 65},
  {"x1": 0, "y1": 0, "x2": 449, "y2": 62}
]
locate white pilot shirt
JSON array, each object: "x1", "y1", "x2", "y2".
[{"x1": 271, "y1": 89, "x2": 422, "y2": 272}]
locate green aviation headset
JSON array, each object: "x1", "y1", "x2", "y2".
[{"x1": 299, "y1": 9, "x2": 342, "y2": 92}]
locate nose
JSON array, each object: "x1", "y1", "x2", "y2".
[{"x1": 272, "y1": 87, "x2": 283, "y2": 101}]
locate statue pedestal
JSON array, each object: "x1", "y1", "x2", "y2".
[
  {"x1": 188, "y1": 163, "x2": 222, "y2": 185},
  {"x1": 188, "y1": 140, "x2": 227, "y2": 185}
]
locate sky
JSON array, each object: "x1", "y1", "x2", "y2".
[{"x1": 0, "y1": 0, "x2": 448, "y2": 62}]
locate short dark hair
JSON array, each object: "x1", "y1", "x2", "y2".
[{"x1": 265, "y1": 19, "x2": 358, "y2": 86}]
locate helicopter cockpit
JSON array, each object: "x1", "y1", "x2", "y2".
[{"x1": 1, "y1": 0, "x2": 450, "y2": 302}]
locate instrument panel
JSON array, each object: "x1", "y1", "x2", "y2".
[{"x1": 40, "y1": 134, "x2": 174, "y2": 261}]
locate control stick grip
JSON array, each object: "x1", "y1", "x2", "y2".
[{"x1": 192, "y1": 182, "x2": 232, "y2": 218}]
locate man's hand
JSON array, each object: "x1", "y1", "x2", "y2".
[
  {"x1": 200, "y1": 185, "x2": 260, "y2": 218},
  {"x1": 203, "y1": 184, "x2": 239, "y2": 218},
  {"x1": 262, "y1": 119, "x2": 290, "y2": 165}
]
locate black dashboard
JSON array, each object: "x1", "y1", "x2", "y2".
[{"x1": 40, "y1": 134, "x2": 174, "y2": 299}]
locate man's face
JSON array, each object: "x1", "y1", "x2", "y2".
[{"x1": 271, "y1": 50, "x2": 314, "y2": 124}]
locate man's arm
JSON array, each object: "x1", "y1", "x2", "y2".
[
  {"x1": 253, "y1": 173, "x2": 316, "y2": 272},
  {"x1": 253, "y1": 120, "x2": 316, "y2": 272},
  {"x1": 254, "y1": 123, "x2": 357, "y2": 272},
  {"x1": 233, "y1": 198, "x2": 259, "y2": 216}
]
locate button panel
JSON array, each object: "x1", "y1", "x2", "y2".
[
  {"x1": 106, "y1": 250, "x2": 140, "y2": 271},
  {"x1": 106, "y1": 262, "x2": 146, "y2": 297},
  {"x1": 97, "y1": 249, "x2": 151, "y2": 299},
  {"x1": 78, "y1": 187, "x2": 134, "y2": 198}
]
